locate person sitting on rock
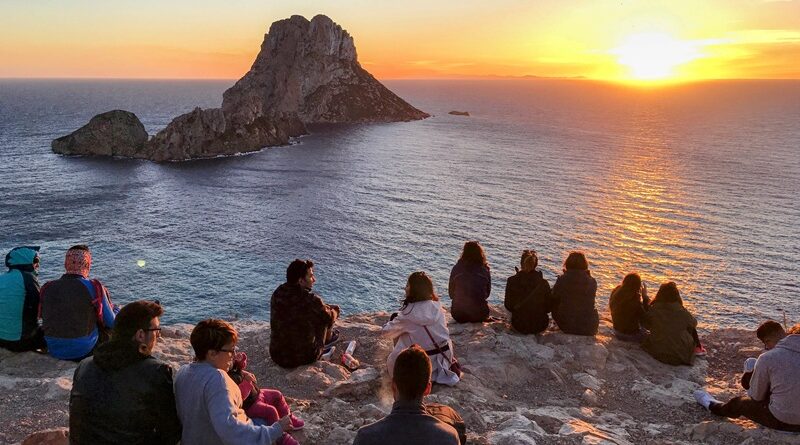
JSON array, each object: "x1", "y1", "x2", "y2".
[
  {"x1": 740, "y1": 320, "x2": 786, "y2": 390},
  {"x1": 70, "y1": 300, "x2": 181, "y2": 444},
  {"x1": 269, "y1": 259, "x2": 340, "y2": 368},
  {"x1": 383, "y1": 271, "x2": 461, "y2": 386},
  {"x1": 641, "y1": 282, "x2": 705, "y2": 366},
  {"x1": 504, "y1": 249, "x2": 554, "y2": 335},
  {"x1": 228, "y1": 351, "x2": 304, "y2": 445},
  {"x1": 448, "y1": 241, "x2": 492, "y2": 323},
  {"x1": 551, "y1": 252, "x2": 599, "y2": 336},
  {"x1": 609, "y1": 273, "x2": 650, "y2": 343},
  {"x1": 40, "y1": 245, "x2": 118, "y2": 361},
  {"x1": 695, "y1": 324, "x2": 800, "y2": 432},
  {"x1": 354, "y1": 344, "x2": 464, "y2": 445},
  {"x1": 175, "y1": 319, "x2": 294, "y2": 445},
  {"x1": 0, "y1": 246, "x2": 46, "y2": 352}
]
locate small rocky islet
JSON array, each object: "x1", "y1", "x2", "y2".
[{"x1": 51, "y1": 15, "x2": 429, "y2": 162}]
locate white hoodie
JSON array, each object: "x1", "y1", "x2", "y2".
[{"x1": 382, "y1": 300, "x2": 460, "y2": 386}]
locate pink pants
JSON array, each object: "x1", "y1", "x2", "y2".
[{"x1": 245, "y1": 389, "x2": 290, "y2": 424}]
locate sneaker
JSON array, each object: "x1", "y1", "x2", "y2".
[
  {"x1": 694, "y1": 390, "x2": 720, "y2": 410},
  {"x1": 694, "y1": 345, "x2": 707, "y2": 356},
  {"x1": 324, "y1": 329, "x2": 340, "y2": 346},
  {"x1": 290, "y1": 414, "x2": 305, "y2": 430},
  {"x1": 278, "y1": 433, "x2": 299, "y2": 445}
]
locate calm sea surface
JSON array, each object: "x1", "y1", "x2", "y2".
[{"x1": 1, "y1": 79, "x2": 798, "y2": 328}]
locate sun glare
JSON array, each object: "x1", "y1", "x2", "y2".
[{"x1": 612, "y1": 32, "x2": 702, "y2": 82}]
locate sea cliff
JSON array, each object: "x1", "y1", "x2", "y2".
[{"x1": 4, "y1": 306, "x2": 798, "y2": 445}]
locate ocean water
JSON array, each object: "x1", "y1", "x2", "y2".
[{"x1": 0, "y1": 78, "x2": 798, "y2": 328}]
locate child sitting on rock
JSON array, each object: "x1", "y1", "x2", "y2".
[{"x1": 228, "y1": 352, "x2": 305, "y2": 445}]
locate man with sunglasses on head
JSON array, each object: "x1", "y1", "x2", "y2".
[
  {"x1": 0, "y1": 246, "x2": 46, "y2": 352},
  {"x1": 70, "y1": 300, "x2": 181, "y2": 445}
]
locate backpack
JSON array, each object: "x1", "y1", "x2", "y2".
[{"x1": 425, "y1": 403, "x2": 467, "y2": 445}]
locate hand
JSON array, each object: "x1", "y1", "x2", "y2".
[
  {"x1": 242, "y1": 370, "x2": 257, "y2": 384},
  {"x1": 278, "y1": 415, "x2": 293, "y2": 431},
  {"x1": 641, "y1": 283, "x2": 648, "y2": 297}
]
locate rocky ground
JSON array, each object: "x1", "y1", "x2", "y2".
[{"x1": 5, "y1": 306, "x2": 799, "y2": 445}]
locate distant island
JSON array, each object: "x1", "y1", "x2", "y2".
[{"x1": 52, "y1": 15, "x2": 429, "y2": 162}]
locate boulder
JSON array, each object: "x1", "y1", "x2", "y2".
[{"x1": 51, "y1": 110, "x2": 148, "y2": 157}]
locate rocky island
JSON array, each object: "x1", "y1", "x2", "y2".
[
  {"x1": 5, "y1": 305, "x2": 798, "y2": 445},
  {"x1": 51, "y1": 15, "x2": 429, "y2": 162}
]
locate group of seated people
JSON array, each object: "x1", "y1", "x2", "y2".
[{"x1": 1, "y1": 243, "x2": 798, "y2": 444}]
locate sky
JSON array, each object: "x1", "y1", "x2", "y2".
[{"x1": 1, "y1": 0, "x2": 799, "y2": 82}]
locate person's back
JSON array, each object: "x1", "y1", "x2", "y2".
[
  {"x1": 41, "y1": 246, "x2": 116, "y2": 360},
  {"x1": 0, "y1": 246, "x2": 44, "y2": 352},
  {"x1": 354, "y1": 400, "x2": 460, "y2": 445},
  {"x1": 449, "y1": 260, "x2": 491, "y2": 323},
  {"x1": 642, "y1": 300, "x2": 696, "y2": 365},
  {"x1": 748, "y1": 332, "x2": 800, "y2": 426},
  {"x1": 270, "y1": 282, "x2": 334, "y2": 368},
  {"x1": 609, "y1": 275, "x2": 649, "y2": 338},
  {"x1": 551, "y1": 263, "x2": 599, "y2": 336},
  {"x1": 354, "y1": 344, "x2": 461, "y2": 445},
  {"x1": 69, "y1": 301, "x2": 180, "y2": 445},
  {"x1": 505, "y1": 268, "x2": 552, "y2": 335}
]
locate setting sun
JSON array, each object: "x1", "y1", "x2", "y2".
[{"x1": 612, "y1": 32, "x2": 703, "y2": 81}]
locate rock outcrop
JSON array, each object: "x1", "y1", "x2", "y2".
[
  {"x1": 51, "y1": 110, "x2": 148, "y2": 157},
  {"x1": 52, "y1": 15, "x2": 428, "y2": 162},
  {"x1": 449, "y1": 110, "x2": 470, "y2": 116},
  {"x1": 8, "y1": 307, "x2": 796, "y2": 445}
]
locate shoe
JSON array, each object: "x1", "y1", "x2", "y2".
[
  {"x1": 694, "y1": 345, "x2": 707, "y2": 356},
  {"x1": 324, "y1": 329, "x2": 340, "y2": 346},
  {"x1": 278, "y1": 433, "x2": 299, "y2": 445},
  {"x1": 290, "y1": 414, "x2": 305, "y2": 430},
  {"x1": 694, "y1": 390, "x2": 720, "y2": 410}
]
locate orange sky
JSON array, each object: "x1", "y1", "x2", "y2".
[{"x1": 1, "y1": 0, "x2": 799, "y2": 82}]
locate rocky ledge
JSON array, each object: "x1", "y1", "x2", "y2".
[
  {"x1": 51, "y1": 15, "x2": 428, "y2": 162},
  {"x1": 5, "y1": 306, "x2": 799, "y2": 445}
]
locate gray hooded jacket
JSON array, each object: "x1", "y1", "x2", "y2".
[{"x1": 748, "y1": 334, "x2": 800, "y2": 425}]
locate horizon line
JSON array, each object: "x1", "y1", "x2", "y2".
[{"x1": 2, "y1": 75, "x2": 800, "y2": 82}]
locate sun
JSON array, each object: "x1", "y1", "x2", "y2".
[{"x1": 612, "y1": 32, "x2": 702, "y2": 81}]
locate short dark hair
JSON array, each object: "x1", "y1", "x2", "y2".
[
  {"x1": 654, "y1": 282, "x2": 682, "y2": 305},
  {"x1": 756, "y1": 320, "x2": 785, "y2": 341},
  {"x1": 563, "y1": 251, "x2": 589, "y2": 271},
  {"x1": 113, "y1": 300, "x2": 163, "y2": 341},
  {"x1": 393, "y1": 345, "x2": 431, "y2": 400},
  {"x1": 286, "y1": 259, "x2": 314, "y2": 283},
  {"x1": 403, "y1": 271, "x2": 438, "y2": 306},
  {"x1": 68, "y1": 244, "x2": 90, "y2": 252},
  {"x1": 520, "y1": 250, "x2": 538, "y2": 269},
  {"x1": 190, "y1": 319, "x2": 238, "y2": 361}
]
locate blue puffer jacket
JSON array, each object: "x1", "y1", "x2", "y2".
[{"x1": 0, "y1": 246, "x2": 41, "y2": 342}]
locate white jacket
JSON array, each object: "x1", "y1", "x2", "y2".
[{"x1": 382, "y1": 299, "x2": 460, "y2": 386}]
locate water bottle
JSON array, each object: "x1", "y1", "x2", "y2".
[{"x1": 341, "y1": 341, "x2": 359, "y2": 370}]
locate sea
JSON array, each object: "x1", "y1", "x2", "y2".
[{"x1": 1, "y1": 78, "x2": 798, "y2": 328}]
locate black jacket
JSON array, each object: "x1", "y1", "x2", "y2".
[
  {"x1": 354, "y1": 400, "x2": 461, "y2": 445},
  {"x1": 504, "y1": 269, "x2": 553, "y2": 334},
  {"x1": 552, "y1": 269, "x2": 599, "y2": 336},
  {"x1": 69, "y1": 340, "x2": 181, "y2": 445},
  {"x1": 270, "y1": 283, "x2": 337, "y2": 368},
  {"x1": 609, "y1": 284, "x2": 649, "y2": 335},
  {"x1": 448, "y1": 260, "x2": 492, "y2": 323}
]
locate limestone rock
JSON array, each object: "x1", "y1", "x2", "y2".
[
  {"x1": 21, "y1": 428, "x2": 69, "y2": 445},
  {"x1": 52, "y1": 15, "x2": 427, "y2": 162},
  {"x1": 51, "y1": 110, "x2": 148, "y2": 157}
]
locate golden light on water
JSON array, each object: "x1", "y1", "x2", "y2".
[{"x1": 611, "y1": 32, "x2": 703, "y2": 82}]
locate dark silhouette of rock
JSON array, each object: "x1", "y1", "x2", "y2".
[
  {"x1": 448, "y1": 110, "x2": 470, "y2": 116},
  {"x1": 52, "y1": 15, "x2": 428, "y2": 162},
  {"x1": 51, "y1": 110, "x2": 148, "y2": 157}
]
